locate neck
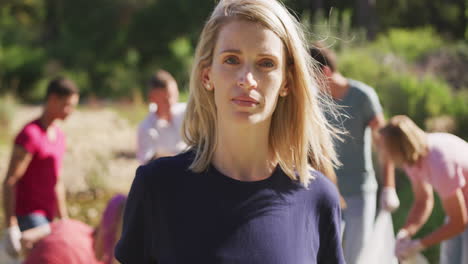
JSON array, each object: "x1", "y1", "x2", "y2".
[
  {"x1": 329, "y1": 73, "x2": 349, "y2": 99},
  {"x1": 39, "y1": 111, "x2": 56, "y2": 130},
  {"x1": 212, "y1": 119, "x2": 276, "y2": 182},
  {"x1": 156, "y1": 106, "x2": 172, "y2": 122}
]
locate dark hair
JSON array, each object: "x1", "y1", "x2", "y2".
[
  {"x1": 309, "y1": 43, "x2": 338, "y2": 72},
  {"x1": 148, "y1": 70, "x2": 176, "y2": 90},
  {"x1": 46, "y1": 77, "x2": 79, "y2": 99}
]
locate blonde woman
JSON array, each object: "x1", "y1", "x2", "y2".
[
  {"x1": 379, "y1": 115, "x2": 468, "y2": 263},
  {"x1": 116, "y1": 0, "x2": 344, "y2": 263}
]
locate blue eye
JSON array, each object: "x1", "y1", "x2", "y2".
[
  {"x1": 259, "y1": 60, "x2": 275, "y2": 68},
  {"x1": 224, "y1": 56, "x2": 239, "y2": 64}
]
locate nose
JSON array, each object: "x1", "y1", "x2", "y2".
[{"x1": 237, "y1": 70, "x2": 258, "y2": 90}]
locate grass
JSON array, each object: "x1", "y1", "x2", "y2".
[
  {"x1": 0, "y1": 189, "x2": 121, "y2": 229},
  {"x1": 110, "y1": 89, "x2": 189, "y2": 126},
  {"x1": 108, "y1": 102, "x2": 148, "y2": 126}
]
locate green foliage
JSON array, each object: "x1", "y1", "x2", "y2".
[
  {"x1": 338, "y1": 31, "x2": 468, "y2": 135},
  {"x1": 372, "y1": 28, "x2": 444, "y2": 62},
  {"x1": 0, "y1": 0, "x2": 215, "y2": 101},
  {"x1": 338, "y1": 48, "x2": 387, "y2": 83},
  {"x1": 339, "y1": 31, "x2": 468, "y2": 262}
]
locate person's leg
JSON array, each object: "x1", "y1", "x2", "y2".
[
  {"x1": 342, "y1": 192, "x2": 376, "y2": 264},
  {"x1": 460, "y1": 227, "x2": 468, "y2": 264},
  {"x1": 17, "y1": 213, "x2": 50, "y2": 232},
  {"x1": 439, "y1": 231, "x2": 461, "y2": 264}
]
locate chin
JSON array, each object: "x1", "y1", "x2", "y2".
[{"x1": 232, "y1": 111, "x2": 269, "y2": 125}]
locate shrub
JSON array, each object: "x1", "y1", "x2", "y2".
[{"x1": 372, "y1": 27, "x2": 444, "y2": 62}]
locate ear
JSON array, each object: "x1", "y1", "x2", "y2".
[
  {"x1": 322, "y1": 65, "x2": 333, "y2": 77},
  {"x1": 201, "y1": 66, "x2": 213, "y2": 91},
  {"x1": 280, "y1": 69, "x2": 292, "y2": 97}
]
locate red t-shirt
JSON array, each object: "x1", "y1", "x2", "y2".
[
  {"x1": 14, "y1": 119, "x2": 66, "y2": 220},
  {"x1": 24, "y1": 219, "x2": 102, "y2": 264}
]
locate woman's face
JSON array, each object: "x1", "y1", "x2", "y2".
[{"x1": 204, "y1": 19, "x2": 288, "y2": 125}]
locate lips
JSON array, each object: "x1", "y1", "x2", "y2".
[{"x1": 231, "y1": 95, "x2": 259, "y2": 107}]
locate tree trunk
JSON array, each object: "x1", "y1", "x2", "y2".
[
  {"x1": 43, "y1": 0, "x2": 60, "y2": 43},
  {"x1": 310, "y1": 0, "x2": 324, "y2": 11},
  {"x1": 355, "y1": 0, "x2": 378, "y2": 40}
]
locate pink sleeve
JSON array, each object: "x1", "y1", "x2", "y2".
[
  {"x1": 430, "y1": 156, "x2": 466, "y2": 198},
  {"x1": 14, "y1": 126, "x2": 37, "y2": 154}
]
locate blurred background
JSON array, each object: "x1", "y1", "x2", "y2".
[{"x1": 0, "y1": 0, "x2": 467, "y2": 262}]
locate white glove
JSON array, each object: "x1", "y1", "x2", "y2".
[
  {"x1": 396, "y1": 229, "x2": 410, "y2": 241},
  {"x1": 395, "y1": 238, "x2": 424, "y2": 260},
  {"x1": 381, "y1": 187, "x2": 400, "y2": 212},
  {"x1": 5, "y1": 225, "x2": 22, "y2": 257}
]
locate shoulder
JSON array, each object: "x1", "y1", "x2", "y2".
[
  {"x1": 138, "y1": 112, "x2": 156, "y2": 131},
  {"x1": 17, "y1": 119, "x2": 42, "y2": 138},
  {"x1": 427, "y1": 133, "x2": 468, "y2": 164},
  {"x1": 348, "y1": 79, "x2": 376, "y2": 94},
  {"x1": 428, "y1": 133, "x2": 467, "y2": 147},
  {"x1": 173, "y1": 102, "x2": 187, "y2": 115},
  {"x1": 307, "y1": 170, "x2": 341, "y2": 209},
  {"x1": 135, "y1": 151, "x2": 195, "y2": 185},
  {"x1": 14, "y1": 119, "x2": 42, "y2": 148},
  {"x1": 348, "y1": 79, "x2": 379, "y2": 99}
]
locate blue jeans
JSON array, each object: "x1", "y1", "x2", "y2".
[
  {"x1": 17, "y1": 213, "x2": 50, "y2": 232},
  {"x1": 440, "y1": 224, "x2": 468, "y2": 264},
  {"x1": 342, "y1": 192, "x2": 376, "y2": 264}
]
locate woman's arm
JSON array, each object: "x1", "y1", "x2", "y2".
[
  {"x1": 419, "y1": 189, "x2": 468, "y2": 248},
  {"x1": 401, "y1": 178, "x2": 434, "y2": 236}
]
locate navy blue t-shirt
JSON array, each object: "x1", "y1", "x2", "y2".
[{"x1": 115, "y1": 151, "x2": 345, "y2": 264}]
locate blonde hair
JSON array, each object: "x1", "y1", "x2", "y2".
[
  {"x1": 182, "y1": 0, "x2": 340, "y2": 186},
  {"x1": 380, "y1": 115, "x2": 428, "y2": 165}
]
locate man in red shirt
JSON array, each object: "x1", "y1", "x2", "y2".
[{"x1": 2, "y1": 77, "x2": 79, "y2": 256}]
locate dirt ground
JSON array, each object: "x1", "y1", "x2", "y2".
[{"x1": 0, "y1": 105, "x2": 141, "y2": 195}]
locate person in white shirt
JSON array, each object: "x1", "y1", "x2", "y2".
[{"x1": 137, "y1": 70, "x2": 187, "y2": 164}]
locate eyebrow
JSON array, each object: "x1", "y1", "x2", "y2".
[
  {"x1": 219, "y1": 49, "x2": 279, "y2": 58},
  {"x1": 219, "y1": 49, "x2": 241, "y2": 54}
]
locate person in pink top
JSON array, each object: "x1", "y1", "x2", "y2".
[
  {"x1": 22, "y1": 219, "x2": 101, "y2": 264},
  {"x1": 21, "y1": 194, "x2": 127, "y2": 264},
  {"x1": 2, "y1": 77, "x2": 79, "y2": 256},
  {"x1": 380, "y1": 115, "x2": 468, "y2": 264}
]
